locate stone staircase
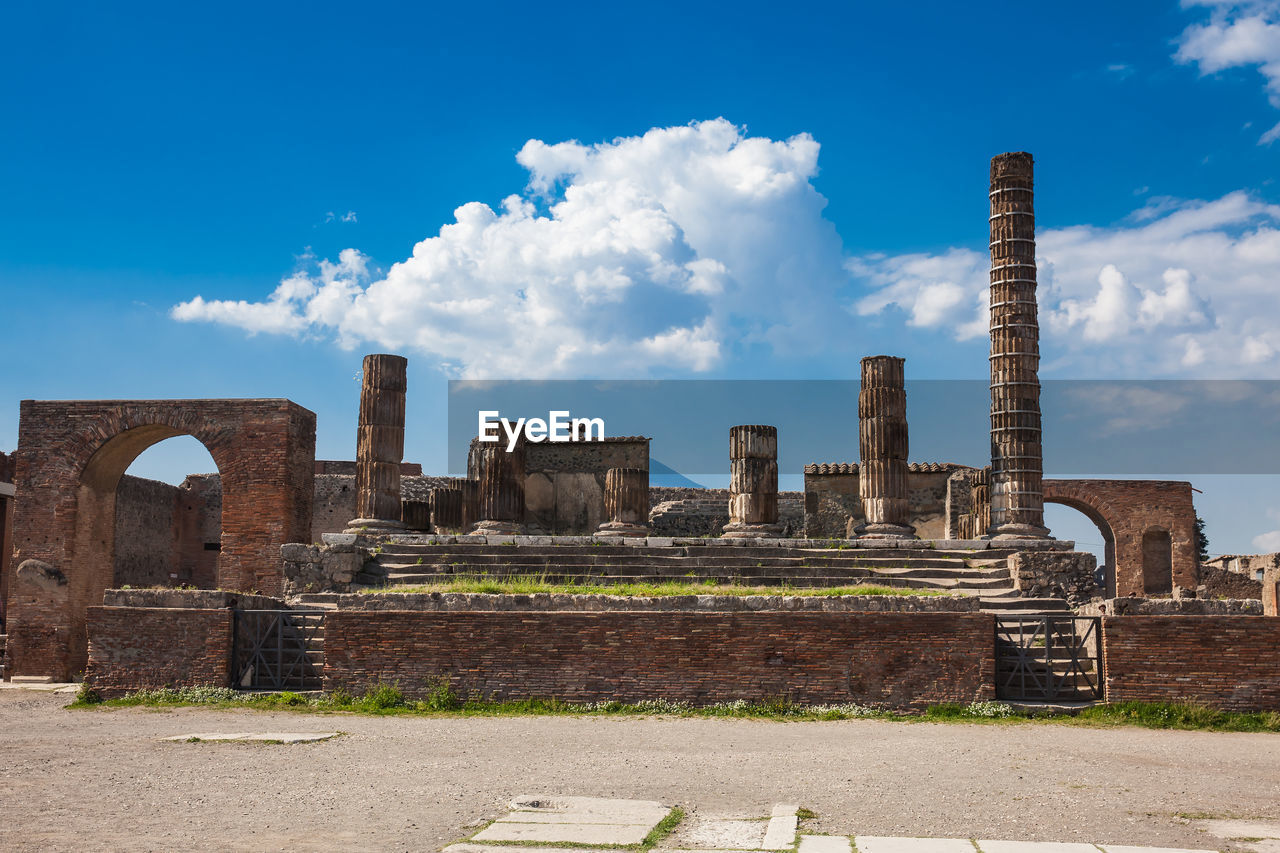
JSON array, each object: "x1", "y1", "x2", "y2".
[{"x1": 352, "y1": 541, "x2": 1072, "y2": 613}]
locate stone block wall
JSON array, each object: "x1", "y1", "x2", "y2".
[
  {"x1": 1009, "y1": 550, "x2": 1099, "y2": 607},
  {"x1": 1198, "y1": 564, "x2": 1263, "y2": 600},
  {"x1": 322, "y1": 610, "x2": 995, "y2": 709},
  {"x1": 1102, "y1": 616, "x2": 1280, "y2": 711},
  {"x1": 84, "y1": 606, "x2": 232, "y2": 698},
  {"x1": 646, "y1": 490, "x2": 804, "y2": 537},
  {"x1": 804, "y1": 463, "x2": 962, "y2": 539},
  {"x1": 521, "y1": 437, "x2": 650, "y2": 534}
]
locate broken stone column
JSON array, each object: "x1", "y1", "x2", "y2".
[
  {"x1": 471, "y1": 441, "x2": 525, "y2": 535},
  {"x1": 428, "y1": 486, "x2": 463, "y2": 533},
  {"x1": 447, "y1": 477, "x2": 480, "y2": 532},
  {"x1": 346, "y1": 354, "x2": 408, "y2": 533},
  {"x1": 855, "y1": 355, "x2": 916, "y2": 539},
  {"x1": 722, "y1": 425, "x2": 782, "y2": 539},
  {"x1": 989, "y1": 152, "x2": 1050, "y2": 539},
  {"x1": 597, "y1": 467, "x2": 650, "y2": 537}
]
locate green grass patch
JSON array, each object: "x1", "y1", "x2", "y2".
[
  {"x1": 642, "y1": 807, "x2": 685, "y2": 848},
  {"x1": 363, "y1": 577, "x2": 947, "y2": 597},
  {"x1": 67, "y1": 686, "x2": 1280, "y2": 733}
]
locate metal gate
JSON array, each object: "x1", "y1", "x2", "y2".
[
  {"x1": 995, "y1": 616, "x2": 1102, "y2": 702},
  {"x1": 232, "y1": 609, "x2": 325, "y2": 691}
]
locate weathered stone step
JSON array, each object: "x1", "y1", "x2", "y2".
[
  {"x1": 371, "y1": 543, "x2": 1020, "y2": 561},
  {"x1": 981, "y1": 596, "x2": 1072, "y2": 612},
  {"x1": 381, "y1": 573, "x2": 945, "y2": 589}
]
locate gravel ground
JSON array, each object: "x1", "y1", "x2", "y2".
[{"x1": 2, "y1": 690, "x2": 1277, "y2": 853}]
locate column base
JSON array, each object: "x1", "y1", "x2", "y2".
[
  {"x1": 344, "y1": 518, "x2": 408, "y2": 534},
  {"x1": 595, "y1": 522, "x2": 650, "y2": 537},
  {"x1": 990, "y1": 522, "x2": 1052, "y2": 540},
  {"x1": 854, "y1": 521, "x2": 918, "y2": 540},
  {"x1": 721, "y1": 522, "x2": 783, "y2": 539},
  {"x1": 469, "y1": 520, "x2": 525, "y2": 535}
]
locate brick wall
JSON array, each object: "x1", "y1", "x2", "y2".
[
  {"x1": 1103, "y1": 616, "x2": 1280, "y2": 711},
  {"x1": 1043, "y1": 480, "x2": 1198, "y2": 597},
  {"x1": 323, "y1": 610, "x2": 995, "y2": 709},
  {"x1": 84, "y1": 606, "x2": 232, "y2": 698},
  {"x1": 8, "y1": 398, "x2": 314, "y2": 679}
]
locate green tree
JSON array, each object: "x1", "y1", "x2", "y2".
[{"x1": 1194, "y1": 516, "x2": 1210, "y2": 563}]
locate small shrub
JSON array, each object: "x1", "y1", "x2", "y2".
[
  {"x1": 74, "y1": 682, "x2": 102, "y2": 705},
  {"x1": 419, "y1": 678, "x2": 460, "y2": 711},
  {"x1": 327, "y1": 687, "x2": 354, "y2": 706},
  {"x1": 361, "y1": 683, "x2": 406, "y2": 710}
]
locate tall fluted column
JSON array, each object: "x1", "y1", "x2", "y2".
[
  {"x1": 470, "y1": 441, "x2": 525, "y2": 535},
  {"x1": 446, "y1": 477, "x2": 480, "y2": 532},
  {"x1": 346, "y1": 354, "x2": 407, "y2": 533},
  {"x1": 428, "y1": 486, "x2": 463, "y2": 533},
  {"x1": 597, "y1": 467, "x2": 650, "y2": 537},
  {"x1": 855, "y1": 356, "x2": 916, "y2": 539},
  {"x1": 989, "y1": 152, "x2": 1049, "y2": 539},
  {"x1": 722, "y1": 425, "x2": 781, "y2": 539}
]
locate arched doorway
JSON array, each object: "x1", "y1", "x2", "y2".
[
  {"x1": 69, "y1": 425, "x2": 229, "y2": 674},
  {"x1": 1044, "y1": 497, "x2": 1117, "y2": 597},
  {"x1": 113, "y1": 435, "x2": 221, "y2": 590},
  {"x1": 8, "y1": 399, "x2": 315, "y2": 680}
]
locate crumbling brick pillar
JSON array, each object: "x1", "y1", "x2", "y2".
[
  {"x1": 471, "y1": 442, "x2": 525, "y2": 535},
  {"x1": 429, "y1": 487, "x2": 463, "y2": 533},
  {"x1": 597, "y1": 467, "x2": 650, "y2": 537},
  {"x1": 447, "y1": 477, "x2": 480, "y2": 531},
  {"x1": 722, "y1": 425, "x2": 782, "y2": 539},
  {"x1": 347, "y1": 354, "x2": 408, "y2": 533},
  {"x1": 855, "y1": 356, "x2": 916, "y2": 540},
  {"x1": 989, "y1": 152, "x2": 1050, "y2": 540}
]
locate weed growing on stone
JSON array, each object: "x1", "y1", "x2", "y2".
[{"x1": 642, "y1": 807, "x2": 685, "y2": 848}]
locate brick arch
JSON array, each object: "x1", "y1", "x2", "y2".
[
  {"x1": 7, "y1": 399, "x2": 316, "y2": 679},
  {"x1": 1043, "y1": 479, "x2": 1197, "y2": 599},
  {"x1": 1041, "y1": 489, "x2": 1118, "y2": 597}
]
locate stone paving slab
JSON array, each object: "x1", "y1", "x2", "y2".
[
  {"x1": 980, "y1": 842, "x2": 1097, "y2": 852},
  {"x1": 797, "y1": 835, "x2": 852, "y2": 853},
  {"x1": 1097, "y1": 847, "x2": 1217, "y2": 853},
  {"x1": 161, "y1": 732, "x2": 340, "y2": 743},
  {"x1": 1196, "y1": 818, "x2": 1280, "y2": 840},
  {"x1": 0, "y1": 680, "x2": 78, "y2": 693},
  {"x1": 855, "y1": 838, "x2": 976, "y2": 853},
  {"x1": 676, "y1": 818, "x2": 768, "y2": 849},
  {"x1": 504, "y1": 795, "x2": 670, "y2": 824},
  {"x1": 761, "y1": 806, "x2": 798, "y2": 850},
  {"x1": 472, "y1": 821, "x2": 653, "y2": 845}
]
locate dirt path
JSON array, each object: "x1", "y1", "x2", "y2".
[{"x1": 1, "y1": 691, "x2": 1276, "y2": 852}]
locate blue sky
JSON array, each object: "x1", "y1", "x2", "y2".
[{"x1": 4, "y1": 0, "x2": 1280, "y2": 557}]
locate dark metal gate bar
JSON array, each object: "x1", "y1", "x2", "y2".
[
  {"x1": 995, "y1": 616, "x2": 1102, "y2": 702},
  {"x1": 232, "y1": 609, "x2": 325, "y2": 691}
]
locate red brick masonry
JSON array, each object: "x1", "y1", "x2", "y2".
[
  {"x1": 322, "y1": 610, "x2": 996, "y2": 709},
  {"x1": 84, "y1": 606, "x2": 231, "y2": 698},
  {"x1": 1103, "y1": 616, "x2": 1280, "y2": 712}
]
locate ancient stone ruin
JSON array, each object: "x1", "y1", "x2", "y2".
[{"x1": 0, "y1": 151, "x2": 1275, "y2": 714}]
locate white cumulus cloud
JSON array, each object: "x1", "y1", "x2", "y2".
[
  {"x1": 852, "y1": 191, "x2": 1280, "y2": 376},
  {"x1": 1176, "y1": 0, "x2": 1280, "y2": 143},
  {"x1": 173, "y1": 119, "x2": 849, "y2": 378}
]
